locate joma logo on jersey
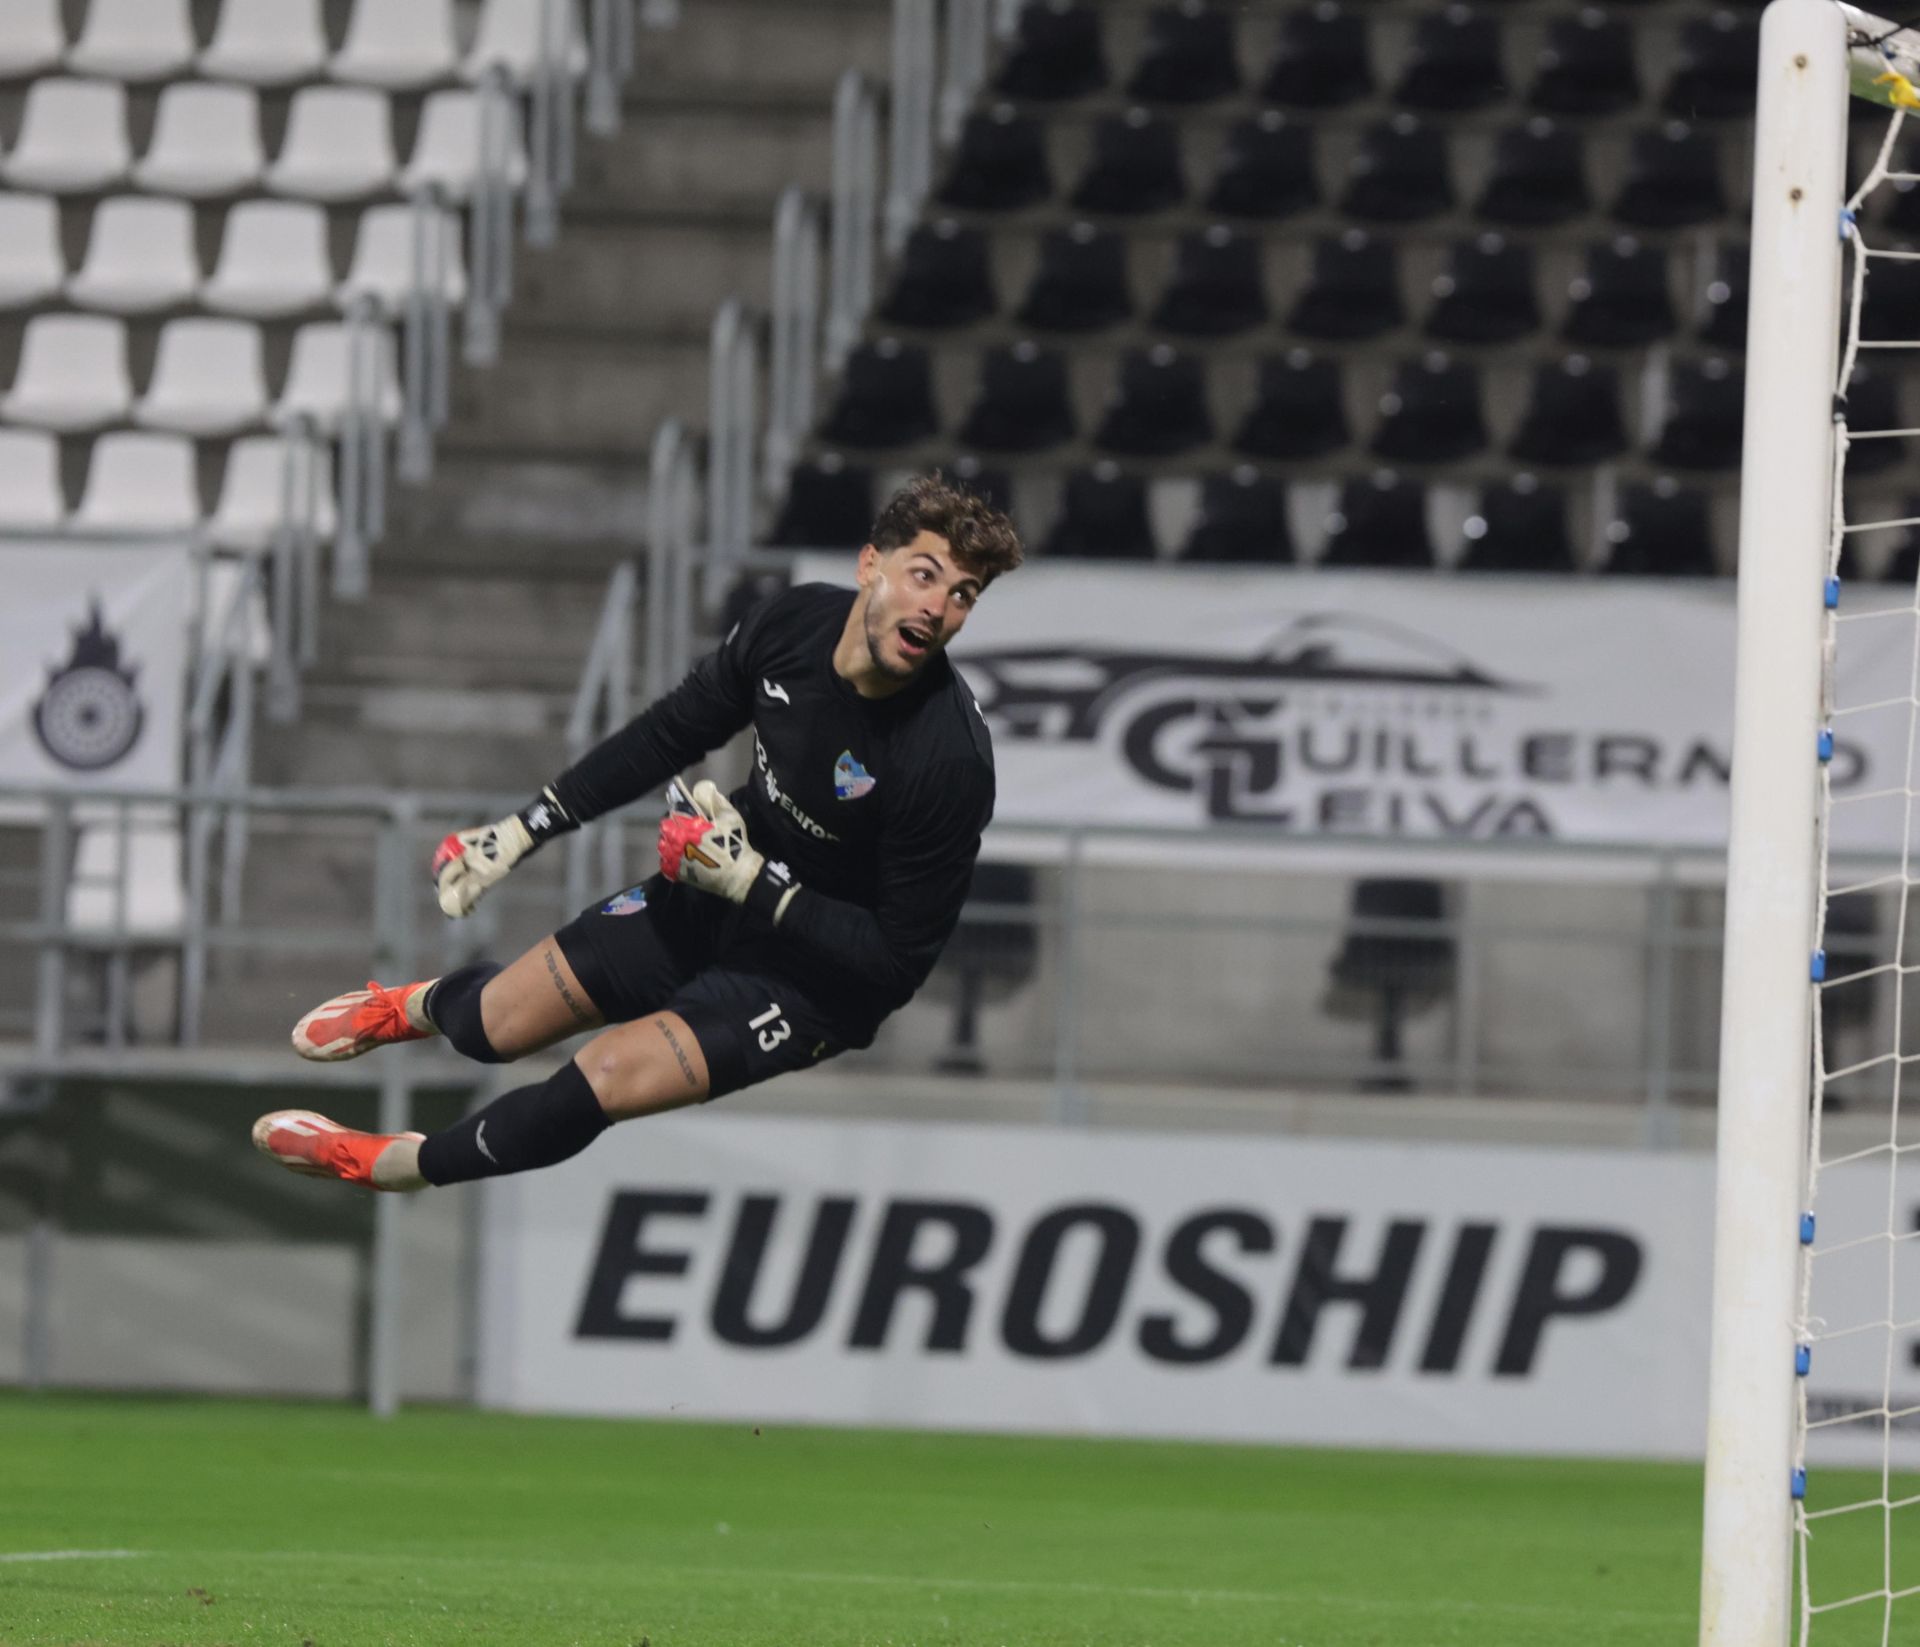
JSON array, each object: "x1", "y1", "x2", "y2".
[{"x1": 754, "y1": 734, "x2": 841, "y2": 842}]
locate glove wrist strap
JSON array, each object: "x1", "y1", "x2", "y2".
[
  {"x1": 744, "y1": 863, "x2": 800, "y2": 926},
  {"x1": 515, "y1": 785, "x2": 577, "y2": 851}
]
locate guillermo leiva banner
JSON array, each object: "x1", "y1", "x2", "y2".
[{"x1": 796, "y1": 559, "x2": 1915, "y2": 852}]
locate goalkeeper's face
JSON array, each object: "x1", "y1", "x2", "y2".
[{"x1": 859, "y1": 531, "x2": 982, "y2": 681}]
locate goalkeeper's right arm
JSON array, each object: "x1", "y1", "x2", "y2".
[{"x1": 432, "y1": 786, "x2": 575, "y2": 918}]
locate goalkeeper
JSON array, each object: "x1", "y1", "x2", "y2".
[{"x1": 253, "y1": 476, "x2": 1022, "y2": 1193}]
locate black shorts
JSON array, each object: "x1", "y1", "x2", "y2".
[{"x1": 552, "y1": 876, "x2": 862, "y2": 1101}]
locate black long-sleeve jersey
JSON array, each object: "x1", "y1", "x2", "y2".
[{"x1": 549, "y1": 583, "x2": 995, "y2": 1028}]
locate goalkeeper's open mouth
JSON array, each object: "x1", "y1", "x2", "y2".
[{"x1": 898, "y1": 622, "x2": 935, "y2": 661}]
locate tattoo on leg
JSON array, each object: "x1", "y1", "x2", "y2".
[
  {"x1": 542, "y1": 945, "x2": 594, "y2": 1026},
  {"x1": 657, "y1": 1019, "x2": 700, "y2": 1089}
]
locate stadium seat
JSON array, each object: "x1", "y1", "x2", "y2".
[
  {"x1": 1150, "y1": 224, "x2": 1268, "y2": 336},
  {"x1": 66, "y1": 196, "x2": 200, "y2": 313},
  {"x1": 5, "y1": 77, "x2": 131, "y2": 193},
  {"x1": 1324, "y1": 878, "x2": 1454, "y2": 1087},
  {"x1": 2, "y1": 313, "x2": 132, "y2": 430},
  {"x1": 1884, "y1": 136, "x2": 1920, "y2": 235},
  {"x1": 1664, "y1": 12, "x2": 1759, "y2": 121},
  {"x1": 1855, "y1": 245, "x2": 1920, "y2": 346},
  {"x1": 1395, "y1": 6, "x2": 1507, "y2": 112},
  {"x1": 72, "y1": 431, "x2": 202, "y2": 534},
  {"x1": 1044, "y1": 462, "x2": 1156, "y2": 558},
  {"x1": 935, "y1": 862, "x2": 1038, "y2": 1074},
  {"x1": 274, "y1": 319, "x2": 405, "y2": 430},
  {"x1": 1289, "y1": 229, "x2": 1403, "y2": 339},
  {"x1": 1125, "y1": 2, "x2": 1241, "y2": 104},
  {"x1": 133, "y1": 82, "x2": 265, "y2": 197},
  {"x1": 818, "y1": 337, "x2": 939, "y2": 450},
  {"x1": 877, "y1": 219, "x2": 997, "y2": 330},
  {"x1": 1476, "y1": 118, "x2": 1589, "y2": 226},
  {"x1": 1529, "y1": 10, "x2": 1639, "y2": 117},
  {"x1": 402, "y1": 88, "x2": 531, "y2": 198},
  {"x1": 1069, "y1": 108, "x2": 1187, "y2": 215},
  {"x1": 1341, "y1": 115, "x2": 1452, "y2": 222},
  {"x1": 0, "y1": 192, "x2": 65, "y2": 308},
  {"x1": 1648, "y1": 354, "x2": 1743, "y2": 470},
  {"x1": 1837, "y1": 367, "x2": 1905, "y2": 476},
  {"x1": 1601, "y1": 477, "x2": 1718, "y2": 577},
  {"x1": 1612, "y1": 122, "x2": 1727, "y2": 229},
  {"x1": 1095, "y1": 344, "x2": 1212, "y2": 456},
  {"x1": 1508, "y1": 355, "x2": 1627, "y2": 465},
  {"x1": 994, "y1": 1, "x2": 1108, "y2": 101},
  {"x1": 136, "y1": 317, "x2": 270, "y2": 436},
  {"x1": 66, "y1": 0, "x2": 194, "y2": 81},
  {"x1": 203, "y1": 200, "x2": 336, "y2": 317},
  {"x1": 1183, "y1": 466, "x2": 1292, "y2": 562},
  {"x1": 1320, "y1": 471, "x2": 1432, "y2": 568},
  {"x1": 1563, "y1": 237, "x2": 1677, "y2": 347},
  {"x1": 268, "y1": 86, "x2": 398, "y2": 200},
  {"x1": 1424, "y1": 234, "x2": 1539, "y2": 344},
  {"x1": 946, "y1": 455, "x2": 1015, "y2": 516},
  {"x1": 1698, "y1": 239, "x2": 1749, "y2": 348},
  {"x1": 959, "y1": 340, "x2": 1075, "y2": 452},
  {"x1": 337, "y1": 202, "x2": 468, "y2": 311},
  {"x1": 67, "y1": 824, "x2": 186, "y2": 939},
  {"x1": 936, "y1": 103, "x2": 1052, "y2": 211},
  {"x1": 1233, "y1": 348, "x2": 1349, "y2": 459},
  {"x1": 1262, "y1": 2, "x2": 1372, "y2": 109},
  {"x1": 332, "y1": 0, "x2": 460, "y2": 89},
  {"x1": 209, "y1": 433, "x2": 339, "y2": 551},
  {"x1": 1015, "y1": 221, "x2": 1133, "y2": 332},
  {"x1": 461, "y1": 0, "x2": 589, "y2": 83},
  {"x1": 0, "y1": 0, "x2": 64, "y2": 79},
  {"x1": 1372, "y1": 352, "x2": 1489, "y2": 463},
  {"x1": 771, "y1": 457, "x2": 874, "y2": 547},
  {"x1": 0, "y1": 428, "x2": 66, "y2": 529},
  {"x1": 1457, "y1": 474, "x2": 1574, "y2": 573},
  {"x1": 1204, "y1": 110, "x2": 1317, "y2": 220},
  {"x1": 198, "y1": 0, "x2": 329, "y2": 85}
]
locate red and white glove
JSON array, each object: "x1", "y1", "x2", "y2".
[
  {"x1": 432, "y1": 787, "x2": 570, "y2": 918},
  {"x1": 658, "y1": 779, "x2": 797, "y2": 922}
]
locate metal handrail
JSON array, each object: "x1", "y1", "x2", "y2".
[
  {"x1": 886, "y1": 0, "x2": 938, "y2": 254},
  {"x1": 766, "y1": 186, "x2": 821, "y2": 501},
  {"x1": 827, "y1": 68, "x2": 879, "y2": 371},
  {"x1": 705, "y1": 298, "x2": 758, "y2": 610},
  {"x1": 563, "y1": 562, "x2": 636, "y2": 912},
  {"x1": 941, "y1": 0, "x2": 992, "y2": 146},
  {"x1": 646, "y1": 418, "x2": 698, "y2": 701}
]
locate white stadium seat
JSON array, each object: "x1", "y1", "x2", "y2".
[
  {"x1": 0, "y1": 429, "x2": 66, "y2": 530},
  {"x1": 274, "y1": 319, "x2": 403, "y2": 430},
  {"x1": 67, "y1": 824, "x2": 186, "y2": 939},
  {"x1": 198, "y1": 0, "x2": 329, "y2": 86},
  {"x1": 0, "y1": 193, "x2": 66, "y2": 308},
  {"x1": 72, "y1": 430, "x2": 202, "y2": 534},
  {"x1": 338, "y1": 202, "x2": 467, "y2": 310},
  {"x1": 331, "y1": 0, "x2": 459, "y2": 90},
  {"x1": 463, "y1": 0, "x2": 588, "y2": 82},
  {"x1": 202, "y1": 199, "x2": 335, "y2": 317},
  {"x1": 4, "y1": 78, "x2": 131, "y2": 193},
  {"x1": 0, "y1": 0, "x2": 65, "y2": 79},
  {"x1": 210, "y1": 433, "x2": 338, "y2": 551},
  {"x1": 134, "y1": 82, "x2": 264, "y2": 197},
  {"x1": 67, "y1": 196, "x2": 201, "y2": 313},
  {"x1": 66, "y1": 0, "x2": 196, "y2": 82},
  {"x1": 135, "y1": 317, "x2": 270, "y2": 436},
  {"x1": 267, "y1": 86, "x2": 398, "y2": 200},
  {"x1": 2, "y1": 313, "x2": 133, "y2": 431},
  {"x1": 401, "y1": 88, "x2": 528, "y2": 199}
]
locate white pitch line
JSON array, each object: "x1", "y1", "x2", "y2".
[{"x1": 0, "y1": 1550, "x2": 146, "y2": 1564}]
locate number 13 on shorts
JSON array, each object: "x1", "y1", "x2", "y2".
[{"x1": 749, "y1": 1001, "x2": 791, "y2": 1052}]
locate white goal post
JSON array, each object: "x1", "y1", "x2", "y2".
[{"x1": 1704, "y1": 4, "x2": 1920, "y2": 1644}]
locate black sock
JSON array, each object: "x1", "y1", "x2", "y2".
[
  {"x1": 423, "y1": 961, "x2": 504, "y2": 1064},
  {"x1": 417, "y1": 1060, "x2": 609, "y2": 1186}
]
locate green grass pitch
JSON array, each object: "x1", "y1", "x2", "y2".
[{"x1": 0, "y1": 1390, "x2": 1803, "y2": 1647}]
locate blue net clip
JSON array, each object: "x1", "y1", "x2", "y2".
[
  {"x1": 1796, "y1": 1342, "x2": 1812, "y2": 1376},
  {"x1": 1812, "y1": 950, "x2": 1828, "y2": 982},
  {"x1": 1841, "y1": 207, "x2": 1858, "y2": 239},
  {"x1": 1825, "y1": 576, "x2": 1842, "y2": 610},
  {"x1": 1818, "y1": 727, "x2": 1835, "y2": 763},
  {"x1": 1792, "y1": 1467, "x2": 1808, "y2": 1500},
  {"x1": 1801, "y1": 1211, "x2": 1817, "y2": 1244}
]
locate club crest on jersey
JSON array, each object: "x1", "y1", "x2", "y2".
[
  {"x1": 600, "y1": 885, "x2": 649, "y2": 916},
  {"x1": 833, "y1": 751, "x2": 877, "y2": 800}
]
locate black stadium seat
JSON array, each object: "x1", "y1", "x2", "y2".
[
  {"x1": 1649, "y1": 355, "x2": 1744, "y2": 471},
  {"x1": 937, "y1": 103, "x2": 1053, "y2": 211},
  {"x1": 1015, "y1": 221, "x2": 1134, "y2": 332},
  {"x1": 1126, "y1": 2, "x2": 1242, "y2": 104},
  {"x1": 1262, "y1": 2, "x2": 1372, "y2": 109},
  {"x1": 959, "y1": 340, "x2": 1077, "y2": 452},
  {"x1": 1150, "y1": 224, "x2": 1268, "y2": 336},
  {"x1": 1836, "y1": 367, "x2": 1906, "y2": 476},
  {"x1": 1509, "y1": 354, "x2": 1628, "y2": 465},
  {"x1": 1320, "y1": 470, "x2": 1433, "y2": 568},
  {"x1": 1563, "y1": 237, "x2": 1677, "y2": 347},
  {"x1": 996, "y1": 1, "x2": 1110, "y2": 101},
  {"x1": 820, "y1": 338, "x2": 938, "y2": 450},
  {"x1": 1458, "y1": 475, "x2": 1575, "y2": 573},
  {"x1": 1341, "y1": 114, "x2": 1453, "y2": 222},
  {"x1": 1697, "y1": 239, "x2": 1749, "y2": 348},
  {"x1": 1205, "y1": 110, "x2": 1318, "y2": 220},
  {"x1": 1045, "y1": 462, "x2": 1157, "y2": 558},
  {"x1": 1664, "y1": 12, "x2": 1760, "y2": 121},
  {"x1": 1530, "y1": 9, "x2": 1640, "y2": 117},
  {"x1": 1602, "y1": 478, "x2": 1718, "y2": 577},
  {"x1": 1396, "y1": 6, "x2": 1507, "y2": 112},
  {"x1": 1856, "y1": 244, "x2": 1920, "y2": 346},
  {"x1": 1476, "y1": 118, "x2": 1589, "y2": 226},
  {"x1": 947, "y1": 454, "x2": 1016, "y2": 516},
  {"x1": 1096, "y1": 344, "x2": 1213, "y2": 455},
  {"x1": 1289, "y1": 229, "x2": 1403, "y2": 339},
  {"x1": 1069, "y1": 107, "x2": 1188, "y2": 214},
  {"x1": 1424, "y1": 233, "x2": 1540, "y2": 344},
  {"x1": 1233, "y1": 348, "x2": 1351, "y2": 459},
  {"x1": 1184, "y1": 466, "x2": 1294, "y2": 562},
  {"x1": 1612, "y1": 122, "x2": 1727, "y2": 228},
  {"x1": 773, "y1": 457, "x2": 874, "y2": 548},
  {"x1": 1371, "y1": 352, "x2": 1489, "y2": 464},
  {"x1": 877, "y1": 219, "x2": 997, "y2": 330}
]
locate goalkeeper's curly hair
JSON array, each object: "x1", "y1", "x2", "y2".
[{"x1": 869, "y1": 472, "x2": 1024, "y2": 588}]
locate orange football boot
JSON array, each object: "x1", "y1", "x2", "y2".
[
  {"x1": 291, "y1": 980, "x2": 436, "y2": 1062},
  {"x1": 251, "y1": 1110, "x2": 425, "y2": 1191}
]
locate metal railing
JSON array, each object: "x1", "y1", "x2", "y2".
[
  {"x1": 886, "y1": 0, "x2": 938, "y2": 254},
  {"x1": 563, "y1": 563, "x2": 636, "y2": 914},
  {"x1": 827, "y1": 68, "x2": 880, "y2": 372},
  {"x1": 705, "y1": 299, "x2": 758, "y2": 610},
  {"x1": 766, "y1": 186, "x2": 822, "y2": 501},
  {"x1": 646, "y1": 418, "x2": 700, "y2": 700}
]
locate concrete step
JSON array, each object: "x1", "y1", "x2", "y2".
[
  {"x1": 568, "y1": 102, "x2": 838, "y2": 218},
  {"x1": 628, "y1": 0, "x2": 890, "y2": 103},
  {"x1": 512, "y1": 215, "x2": 775, "y2": 338},
  {"x1": 253, "y1": 694, "x2": 567, "y2": 793}
]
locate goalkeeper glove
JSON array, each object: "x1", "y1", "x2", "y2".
[
  {"x1": 657, "y1": 778, "x2": 799, "y2": 924},
  {"x1": 432, "y1": 786, "x2": 574, "y2": 918}
]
